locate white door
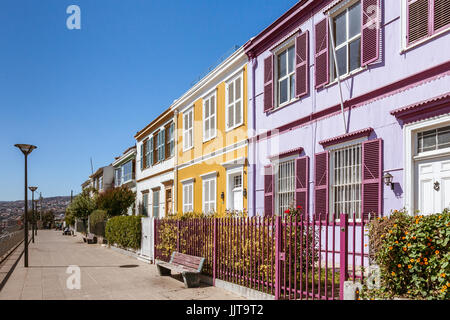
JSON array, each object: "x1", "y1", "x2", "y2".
[
  {"x1": 416, "y1": 156, "x2": 450, "y2": 215},
  {"x1": 141, "y1": 217, "x2": 153, "y2": 259}
]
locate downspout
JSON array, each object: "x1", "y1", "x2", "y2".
[
  {"x1": 173, "y1": 109, "x2": 179, "y2": 215},
  {"x1": 251, "y1": 56, "x2": 257, "y2": 217},
  {"x1": 327, "y1": 14, "x2": 348, "y2": 134}
]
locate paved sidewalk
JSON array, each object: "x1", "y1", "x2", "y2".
[{"x1": 0, "y1": 230, "x2": 243, "y2": 300}]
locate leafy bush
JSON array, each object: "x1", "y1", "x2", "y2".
[
  {"x1": 89, "y1": 209, "x2": 107, "y2": 237},
  {"x1": 105, "y1": 215, "x2": 142, "y2": 250},
  {"x1": 96, "y1": 186, "x2": 136, "y2": 218},
  {"x1": 362, "y1": 209, "x2": 450, "y2": 300}
]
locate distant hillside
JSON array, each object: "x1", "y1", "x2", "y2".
[{"x1": 0, "y1": 196, "x2": 71, "y2": 222}]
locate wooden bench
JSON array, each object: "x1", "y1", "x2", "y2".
[
  {"x1": 83, "y1": 233, "x2": 97, "y2": 244},
  {"x1": 156, "y1": 252, "x2": 205, "y2": 288}
]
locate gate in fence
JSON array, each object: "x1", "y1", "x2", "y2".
[
  {"x1": 154, "y1": 213, "x2": 371, "y2": 300},
  {"x1": 141, "y1": 217, "x2": 154, "y2": 261}
]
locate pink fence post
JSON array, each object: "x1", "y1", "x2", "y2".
[
  {"x1": 339, "y1": 213, "x2": 349, "y2": 300},
  {"x1": 177, "y1": 220, "x2": 180, "y2": 252},
  {"x1": 213, "y1": 218, "x2": 217, "y2": 286},
  {"x1": 274, "y1": 215, "x2": 282, "y2": 300}
]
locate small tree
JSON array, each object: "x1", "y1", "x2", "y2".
[
  {"x1": 66, "y1": 188, "x2": 96, "y2": 234},
  {"x1": 42, "y1": 210, "x2": 55, "y2": 229},
  {"x1": 96, "y1": 186, "x2": 136, "y2": 218}
]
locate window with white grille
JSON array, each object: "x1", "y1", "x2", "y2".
[
  {"x1": 226, "y1": 73, "x2": 243, "y2": 130},
  {"x1": 276, "y1": 159, "x2": 295, "y2": 216},
  {"x1": 203, "y1": 93, "x2": 216, "y2": 141},
  {"x1": 183, "y1": 182, "x2": 194, "y2": 213},
  {"x1": 202, "y1": 177, "x2": 216, "y2": 213},
  {"x1": 330, "y1": 144, "x2": 362, "y2": 220},
  {"x1": 183, "y1": 108, "x2": 193, "y2": 151},
  {"x1": 276, "y1": 45, "x2": 296, "y2": 107},
  {"x1": 417, "y1": 125, "x2": 450, "y2": 153},
  {"x1": 330, "y1": 1, "x2": 362, "y2": 81}
]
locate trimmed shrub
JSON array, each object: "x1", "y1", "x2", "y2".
[
  {"x1": 362, "y1": 209, "x2": 450, "y2": 300},
  {"x1": 89, "y1": 209, "x2": 107, "y2": 237},
  {"x1": 105, "y1": 215, "x2": 142, "y2": 250}
]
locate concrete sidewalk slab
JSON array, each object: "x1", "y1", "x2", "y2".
[{"x1": 0, "y1": 230, "x2": 243, "y2": 300}]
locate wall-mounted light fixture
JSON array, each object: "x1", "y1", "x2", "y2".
[
  {"x1": 243, "y1": 188, "x2": 247, "y2": 197},
  {"x1": 220, "y1": 192, "x2": 224, "y2": 200},
  {"x1": 383, "y1": 172, "x2": 394, "y2": 190}
]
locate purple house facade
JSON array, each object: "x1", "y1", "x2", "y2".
[{"x1": 245, "y1": 0, "x2": 450, "y2": 219}]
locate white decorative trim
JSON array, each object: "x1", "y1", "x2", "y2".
[
  {"x1": 221, "y1": 157, "x2": 246, "y2": 168},
  {"x1": 268, "y1": 28, "x2": 300, "y2": 53},
  {"x1": 200, "y1": 171, "x2": 218, "y2": 179},
  {"x1": 180, "y1": 177, "x2": 195, "y2": 184}
]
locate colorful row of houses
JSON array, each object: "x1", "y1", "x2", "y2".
[{"x1": 82, "y1": 0, "x2": 450, "y2": 221}]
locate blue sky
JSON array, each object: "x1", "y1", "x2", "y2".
[{"x1": 0, "y1": 0, "x2": 297, "y2": 201}]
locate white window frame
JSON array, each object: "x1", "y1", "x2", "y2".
[
  {"x1": 183, "y1": 107, "x2": 194, "y2": 152},
  {"x1": 274, "y1": 157, "x2": 296, "y2": 216},
  {"x1": 329, "y1": 0, "x2": 362, "y2": 82},
  {"x1": 182, "y1": 179, "x2": 194, "y2": 213},
  {"x1": 225, "y1": 71, "x2": 244, "y2": 132},
  {"x1": 201, "y1": 172, "x2": 217, "y2": 214},
  {"x1": 122, "y1": 160, "x2": 133, "y2": 184},
  {"x1": 274, "y1": 41, "x2": 296, "y2": 109},
  {"x1": 203, "y1": 91, "x2": 217, "y2": 142},
  {"x1": 168, "y1": 122, "x2": 175, "y2": 157},
  {"x1": 328, "y1": 142, "x2": 363, "y2": 221},
  {"x1": 403, "y1": 114, "x2": 450, "y2": 215},
  {"x1": 152, "y1": 189, "x2": 160, "y2": 218},
  {"x1": 142, "y1": 193, "x2": 149, "y2": 216}
]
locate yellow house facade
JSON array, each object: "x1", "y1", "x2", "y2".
[{"x1": 172, "y1": 48, "x2": 248, "y2": 215}]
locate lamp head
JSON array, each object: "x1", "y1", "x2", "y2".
[
  {"x1": 29, "y1": 186, "x2": 38, "y2": 192},
  {"x1": 383, "y1": 172, "x2": 393, "y2": 186},
  {"x1": 14, "y1": 144, "x2": 37, "y2": 156}
]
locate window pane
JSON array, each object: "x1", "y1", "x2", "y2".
[
  {"x1": 228, "y1": 105, "x2": 234, "y2": 128},
  {"x1": 235, "y1": 101, "x2": 242, "y2": 125},
  {"x1": 288, "y1": 46, "x2": 295, "y2": 74},
  {"x1": 335, "y1": 46, "x2": 347, "y2": 76},
  {"x1": 205, "y1": 120, "x2": 210, "y2": 139},
  {"x1": 205, "y1": 100, "x2": 209, "y2": 118},
  {"x1": 349, "y1": 38, "x2": 361, "y2": 72},
  {"x1": 278, "y1": 50, "x2": 287, "y2": 78},
  {"x1": 334, "y1": 11, "x2": 347, "y2": 46},
  {"x1": 279, "y1": 78, "x2": 288, "y2": 104},
  {"x1": 228, "y1": 82, "x2": 234, "y2": 103},
  {"x1": 235, "y1": 78, "x2": 241, "y2": 100},
  {"x1": 422, "y1": 132, "x2": 437, "y2": 151},
  {"x1": 290, "y1": 74, "x2": 295, "y2": 100},
  {"x1": 438, "y1": 126, "x2": 450, "y2": 149},
  {"x1": 348, "y1": 2, "x2": 361, "y2": 39},
  {"x1": 210, "y1": 97, "x2": 215, "y2": 114}
]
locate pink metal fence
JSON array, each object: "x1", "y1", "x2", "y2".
[{"x1": 154, "y1": 213, "x2": 371, "y2": 300}]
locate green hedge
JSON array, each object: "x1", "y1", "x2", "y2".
[
  {"x1": 89, "y1": 210, "x2": 107, "y2": 237},
  {"x1": 363, "y1": 209, "x2": 450, "y2": 300},
  {"x1": 105, "y1": 215, "x2": 142, "y2": 250}
]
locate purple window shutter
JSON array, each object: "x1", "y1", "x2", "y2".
[
  {"x1": 263, "y1": 55, "x2": 274, "y2": 112},
  {"x1": 295, "y1": 30, "x2": 309, "y2": 98},
  {"x1": 407, "y1": 0, "x2": 430, "y2": 46},
  {"x1": 362, "y1": 139, "x2": 383, "y2": 220},
  {"x1": 314, "y1": 152, "x2": 329, "y2": 221},
  {"x1": 295, "y1": 156, "x2": 309, "y2": 219},
  {"x1": 264, "y1": 165, "x2": 274, "y2": 217},
  {"x1": 434, "y1": 0, "x2": 450, "y2": 33},
  {"x1": 361, "y1": 0, "x2": 381, "y2": 66},
  {"x1": 314, "y1": 18, "x2": 329, "y2": 89}
]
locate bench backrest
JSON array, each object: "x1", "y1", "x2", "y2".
[{"x1": 169, "y1": 252, "x2": 205, "y2": 272}]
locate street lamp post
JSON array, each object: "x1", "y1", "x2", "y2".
[
  {"x1": 29, "y1": 186, "x2": 38, "y2": 243},
  {"x1": 15, "y1": 144, "x2": 37, "y2": 268}
]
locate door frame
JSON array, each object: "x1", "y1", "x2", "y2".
[
  {"x1": 404, "y1": 114, "x2": 450, "y2": 215},
  {"x1": 226, "y1": 166, "x2": 244, "y2": 211}
]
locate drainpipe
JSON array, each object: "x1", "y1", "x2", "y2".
[
  {"x1": 251, "y1": 56, "x2": 257, "y2": 217},
  {"x1": 328, "y1": 15, "x2": 348, "y2": 134},
  {"x1": 173, "y1": 109, "x2": 179, "y2": 215}
]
